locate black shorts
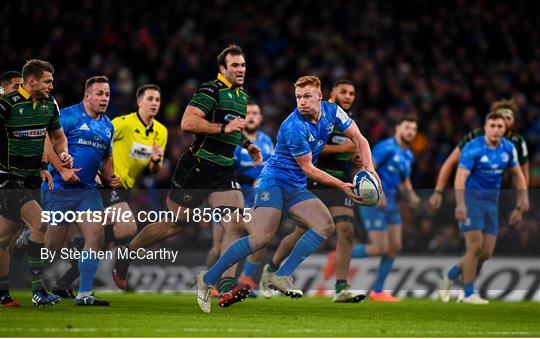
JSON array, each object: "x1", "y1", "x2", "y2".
[
  {"x1": 308, "y1": 180, "x2": 354, "y2": 209},
  {"x1": 100, "y1": 187, "x2": 131, "y2": 208},
  {"x1": 0, "y1": 172, "x2": 42, "y2": 221},
  {"x1": 169, "y1": 151, "x2": 240, "y2": 208}
]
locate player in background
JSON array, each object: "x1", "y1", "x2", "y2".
[
  {"x1": 0, "y1": 70, "x2": 24, "y2": 306},
  {"x1": 429, "y1": 99, "x2": 529, "y2": 208},
  {"x1": 439, "y1": 112, "x2": 529, "y2": 304},
  {"x1": 0, "y1": 71, "x2": 23, "y2": 96},
  {"x1": 0, "y1": 60, "x2": 71, "y2": 306},
  {"x1": 52, "y1": 84, "x2": 167, "y2": 296},
  {"x1": 196, "y1": 75, "x2": 378, "y2": 313},
  {"x1": 113, "y1": 45, "x2": 262, "y2": 309},
  {"x1": 206, "y1": 102, "x2": 274, "y2": 298},
  {"x1": 350, "y1": 117, "x2": 420, "y2": 302},
  {"x1": 42, "y1": 75, "x2": 119, "y2": 306},
  {"x1": 260, "y1": 79, "x2": 364, "y2": 302}
]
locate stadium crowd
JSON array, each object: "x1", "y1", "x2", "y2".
[{"x1": 2, "y1": 0, "x2": 538, "y2": 255}]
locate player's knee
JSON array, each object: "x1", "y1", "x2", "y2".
[
  {"x1": 374, "y1": 241, "x2": 390, "y2": 256},
  {"x1": 480, "y1": 250, "x2": 493, "y2": 261},
  {"x1": 467, "y1": 240, "x2": 483, "y2": 256},
  {"x1": 336, "y1": 222, "x2": 354, "y2": 242},
  {"x1": 252, "y1": 231, "x2": 273, "y2": 250}
]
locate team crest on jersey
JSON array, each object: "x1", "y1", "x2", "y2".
[
  {"x1": 326, "y1": 123, "x2": 334, "y2": 134},
  {"x1": 105, "y1": 128, "x2": 112, "y2": 139},
  {"x1": 260, "y1": 191, "x2": 270, "y2": 201},
  {"x1": 41, "y1": 104, "x2": 48, "y2": 114},
  {"x1": 501, "y1": 152, "x2": 509, "y2": 163},
  {"x1": 12, "y1": 95, "x2": 20, "y2": 103}
]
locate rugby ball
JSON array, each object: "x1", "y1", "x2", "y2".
[{"x1": 352, "y1": 170, "x2": 380, "y2": 206}]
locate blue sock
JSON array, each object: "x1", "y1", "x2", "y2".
[
  {"x1": 464, "y1": 282, "x2": 475, "y2": 297},
  {"x1": 351, "y1": 244, "x2": 368, "y2": 258},
  {"x1": 373, "y1": 256, "x2": 395, "y2": 293},
  {"x1": 78, "y1": 253, "x2": 99, "y2": 294},
  {"x1": 204, "y1": 237, "x2": 254, "y2": 285},
  {"x1": 242, "y1": 260, "x2": 259, "y2": 278},
  {"x1": 276, "y1": 229, "x2": 325, "y2": 277},
  {"x1": 448, "y1": 265, "x2": 462, "y2": 281}
]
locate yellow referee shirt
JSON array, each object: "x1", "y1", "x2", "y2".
[{"x1": 111, "y1": 112, "x2": 168, "y2": 189}]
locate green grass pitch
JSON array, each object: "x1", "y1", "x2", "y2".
[{"x1": 2, "y1": 291, "x2": 539, "y2": 337}]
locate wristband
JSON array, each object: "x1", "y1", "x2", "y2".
[
  {"x1": 40, "y1": 161, "x2": 49, "y2": 170},
  {"x1": 242, "y1": 139, "x2": 253, "y2": 149},
  {"x1": 434, "y1": 189, "x2": 443, "y2": 195},
  {"x1": 220, "y1": 123, "x2": 226, "y2": 134}
]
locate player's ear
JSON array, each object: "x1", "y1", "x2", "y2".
[
  {"x1": 219, "y1": 65, "x2": 226, "y2": 74},
  {"x1": 318, "y1": 91, "x2": 322, "y2": 101}
]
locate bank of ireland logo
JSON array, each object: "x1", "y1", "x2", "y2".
[{"x1": 260, "y1": 191, "x2": 270, "y2": 201}]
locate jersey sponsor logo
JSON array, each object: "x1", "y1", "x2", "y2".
[
  {"x1": 79, "y1": 123, "x2": 90, "y2": 131},
  {"x1": 480, "y1": 155, "x2": 489, "y2": 163},
  {"x1": 129, "y1": 142, "x2": 153, "y2": 161},
  {"x1": 224, "y1": 114, "x2": 238, "y2": 121},
  {"x1": 260, "y1": 191, "x2": 270, "y2": 201},
  {"x1": 12, "y1": 128, "x2": 47, "y2": 138},
  {"x1": 77, "y1": 138, "x2": 108, "y2": 151}
]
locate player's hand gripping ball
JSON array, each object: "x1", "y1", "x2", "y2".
[{"x1": 352, "y1": 170, "x2": 380, "y2": 206}]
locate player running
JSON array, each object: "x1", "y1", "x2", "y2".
[
  {"x1": 113, "y1": 45, "x2": 262, "y2": 307},
  {"x1": 51, "y1": 84, "x2": 168, "y2": 296},
  {"x1": 439, "y1": 111, "x2": 529, "y2": 304},
  {"x1": 429, "y1": 99, "x2": 529, "y2": 208},
  {"x1": 206, "y1": 102, "x2": 274, "y2": 298},
  {"x1": 260, "y1": 79, "x2": 364, "y2": 302},
  {"x1": 349, "y1": 117, "x2": 420, "y2": 302},
  {"x1": 196, "y1": 75, "x2": 378, "y2": 313},
  {"x1": 0, "y1": 60, "x2": 70, "y2": 306},
  {"x1": 42, "y1": 75, "x2": 119, "y2": 306}
]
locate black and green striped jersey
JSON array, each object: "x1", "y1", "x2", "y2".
[
  {"x1": 317, "y1": 126, "x2": 350, "y2": 180},
  {"x1": 458, "y1": 127, "x2": 529, "y2": 165},
  {"x1": 188, "y1": 73, "x2": 249, "y2": 167},
  {"x1": 0, "y1": 86, "x2": 62, "y2": 177}
]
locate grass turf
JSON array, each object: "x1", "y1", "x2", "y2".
[{"x1": 1, "y1": 291, "x2": 539, "y2": 337}]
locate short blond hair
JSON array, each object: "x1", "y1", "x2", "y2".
[
  {"x1": 294, "y1": 75, "x2": 321, "y2": 89},
  {"x1": 490, "y1": 98, "x2": 518, "y2": 117}
]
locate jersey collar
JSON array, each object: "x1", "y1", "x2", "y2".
[
  {"x1": 135, "y1": 111, "x2": 154, "y2": 136},
  {"x1": 18, "y1": 85, "x2": 31, "y2": 100},
  {"x1": 217, "y1": 73, "x2": 232, "y2": 88}
]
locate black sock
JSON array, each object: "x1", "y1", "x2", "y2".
[
  {"x1": 26, "y1": 240, "x2": 46, "y2": 292},
  {"x1": 476, "y1": 259, "x2": 485, "y2": 276},
  {"x1": 0, "y1": 275, "x2": 9, "y2": 296},
  {"x1": 56, "y1": 262, "x2": 80, "y2": 289},
  {"x1": 218, "y1": 277, "x2": 237, "y2": 294}
]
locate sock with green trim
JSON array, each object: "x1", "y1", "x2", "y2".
[
  {"x1": 26, "y1": 240, "x2": 46, "y2": 292},
  {"x1": 218, "y1": 277, "x2": 237, "y2": 294}
]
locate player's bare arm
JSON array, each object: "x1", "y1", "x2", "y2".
[
  {"x1": 342, "y1": 121, "x2": 381, "y2": 188},
  {"x1": 47, "y1": 127, "x2": 73, "y2": 168},
  {"x1": 508, "y1": 165, "x2": 530, "y2": 225},
  {"x1": 400, "y1": 178, "x2": 420, "y2": 208},
  {"x1": 44, "y1": 134, "x2": 80, "y2": 183},
  {"x1": 320, "y1": 139, "x2": 356, "y2": 155},
  {"x1": 429, "y1": 146, "x2": 461, "y2": 209},
  {"x1": 101, "y1": 153, "x2": 120, "y2": 189},
  {"x1": 181, "y1": 105, "x2": 245, "y2": 134},
  {"x1": 454, "y1": 167, "x2": 469, "y2": 222}
]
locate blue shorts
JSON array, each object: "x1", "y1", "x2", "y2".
[
  {"x1": 42, "y1": 189, "x2": 104, "y2": 226},
  {"x1": 254, "y1": 178, "x2": 316, "y2": 212},
  {"x1": 359, "y1": 203, "x2": 401, "y2": 232},
  {"x1": 459, "y1": 198, "x2": 499, "y2": 235},
  {"x1": 241, "y1": 184, "x2": 256, "y2": 208}
]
